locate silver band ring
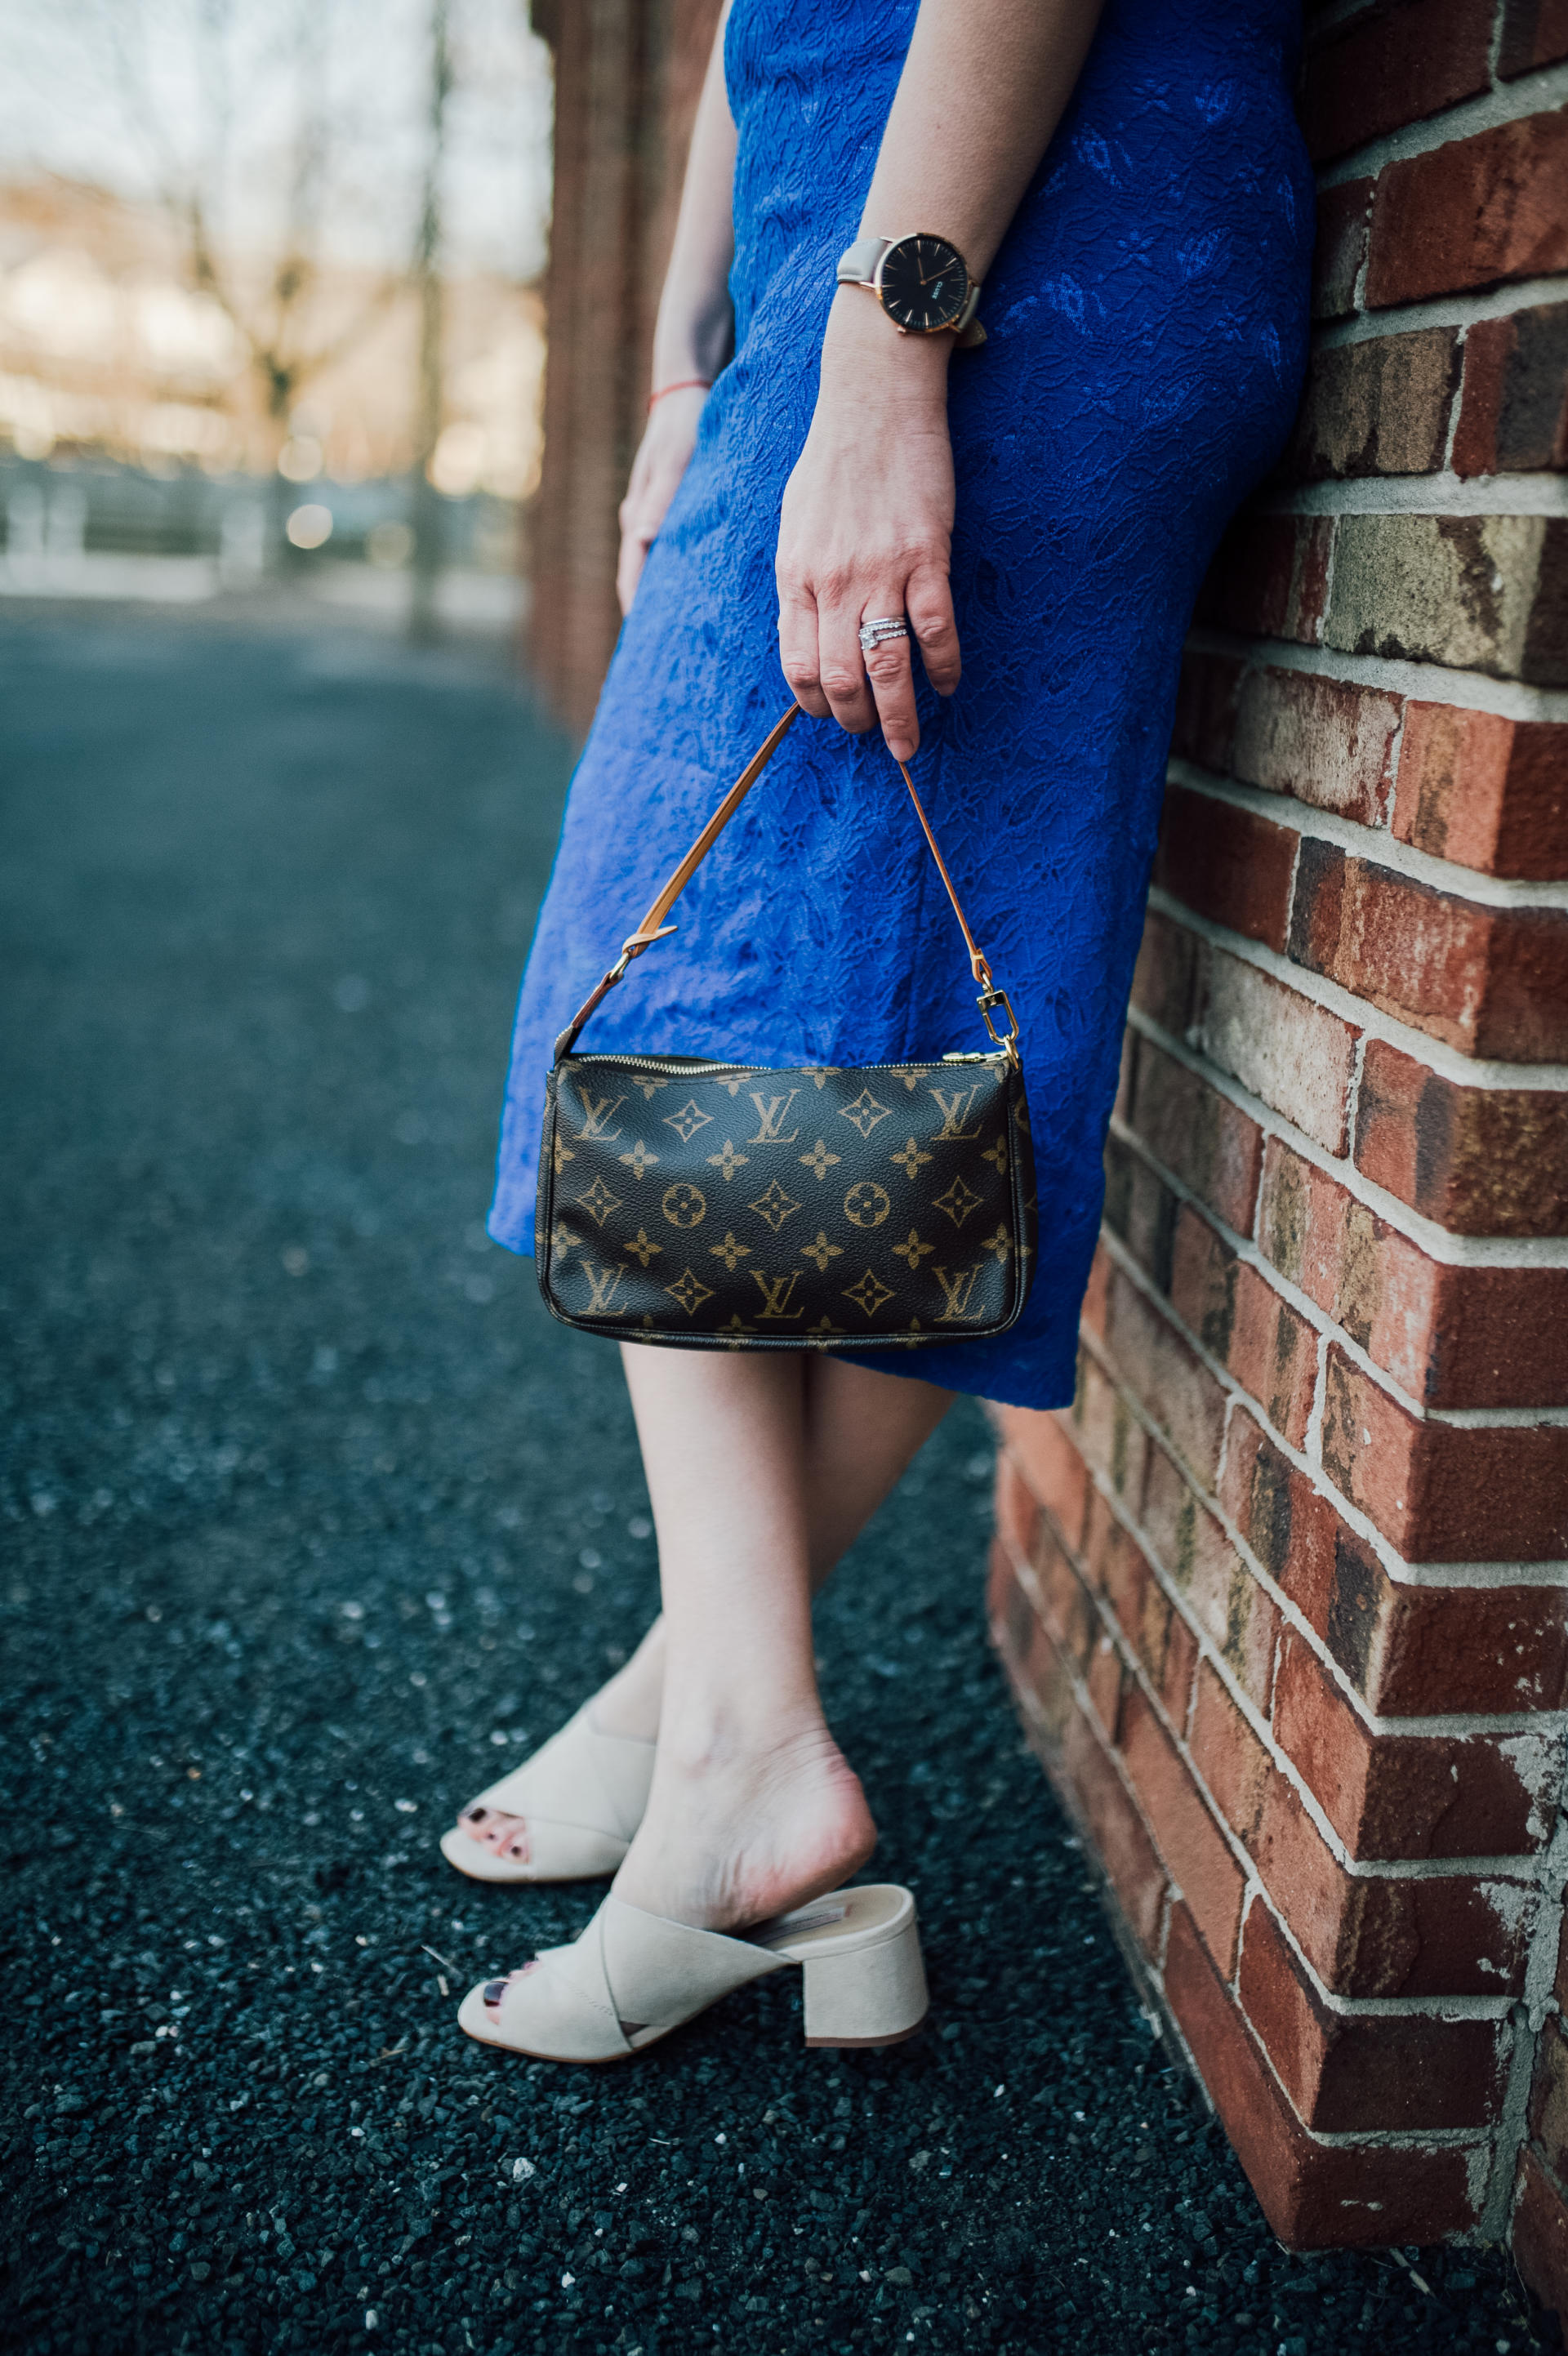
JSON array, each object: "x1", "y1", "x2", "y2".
[{"x1": 859, "y1": 615, "x2": 910, "y2": 652}]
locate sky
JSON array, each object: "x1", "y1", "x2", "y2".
[{"x1": 0, "y1": 0, "x2": 555, "y2": 283}]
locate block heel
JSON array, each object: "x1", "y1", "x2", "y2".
[{"x1": 800, "y1": 1908, "x2": 928, "y2": 2047}]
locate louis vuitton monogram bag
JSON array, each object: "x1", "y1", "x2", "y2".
[{"x1": 535, "y1": 703, "x2": 1036, "y2": 1352}]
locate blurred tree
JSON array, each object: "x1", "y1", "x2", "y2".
[{"x1": 60, "y1": 0, "x2": 409, "y2": 558}]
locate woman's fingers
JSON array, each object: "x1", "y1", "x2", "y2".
[
  {"x1": 777, "y1": 590, "x2": 831, "y2": 720},
  {"x1": 906, "y1": 564, "x2": 961, "y2": 697},
  {"x1": 859, "y1": 596, "x2": 920, "y2": 761},
  {"x1": 816, "y1": 595, "x2": 878, "y2": 735}
]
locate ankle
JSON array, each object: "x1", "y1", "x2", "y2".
[{"x1": 652, "y1": 1704, "x2": 840, "y2": 1784}]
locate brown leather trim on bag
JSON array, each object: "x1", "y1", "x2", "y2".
[{"x1": 552, "y1": 703, "x2": 1017, "y2": 1062}]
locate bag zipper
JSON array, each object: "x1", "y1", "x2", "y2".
[{"x1": 564, "y1": 1049, "x2": 1005, "y2": 1076}]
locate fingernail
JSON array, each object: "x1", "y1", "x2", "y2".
[{"x1": 483, "y1": 1980, "x2": 509, "y2": 2006}]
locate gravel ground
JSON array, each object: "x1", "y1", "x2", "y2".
[{"x1": 0, "y1": 610, "x2": 1551, "y2": 2356}]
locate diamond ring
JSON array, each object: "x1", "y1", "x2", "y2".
[{"x1": 858, "y1": 615, "x2": 910, "y2": 652}]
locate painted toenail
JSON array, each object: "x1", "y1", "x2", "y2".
[
  {"x1": 483, "y1": 1980, "x2": 508, "y2": 2006},
  {"x1": 507, "y1": 1842, "x2": 528, "y2": 1859},
  {"x1": 463, "y1": 1806, "x2": 488, "y2": 1822}
]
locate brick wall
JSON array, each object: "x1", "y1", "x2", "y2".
[
  {"x1": 989, "y1": 0, "x2": 1568, "y2": 2291},
  {"x1": 527, "y1": 0, "x2": 724, "y2": 736}
]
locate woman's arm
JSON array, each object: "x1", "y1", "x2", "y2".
[
  {"x1": 777, "y1": 0, "x2": 1105, "y2": 759},
  {"x1": 617, "y1": 6, "x2": 737, "y2": 616}
]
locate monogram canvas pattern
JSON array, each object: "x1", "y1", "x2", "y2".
[{"x1": 536, "y1": 1051, "x2": 1036, "y2": 1350}]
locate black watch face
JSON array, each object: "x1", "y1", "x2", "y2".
[{"x1": 876, "y1": 234, "x2": 969, "y2": 333}]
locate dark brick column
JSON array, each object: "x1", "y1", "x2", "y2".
[{"x1": 527, "y1": 0, "x2": 723, "y2": 737}]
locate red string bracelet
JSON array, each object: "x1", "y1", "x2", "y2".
[{"x1": 648, "y1": 377, "x2": 712, "y2": 410}]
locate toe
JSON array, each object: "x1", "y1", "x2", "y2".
[{"x1": 481, "y1": 1814, "x2": 529, "y2": 1863}]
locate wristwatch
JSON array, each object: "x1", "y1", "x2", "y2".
[{"x1": 835, "y1": 231, "x2": 987, "y2": 346}]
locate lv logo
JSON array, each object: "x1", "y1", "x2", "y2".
[
  {"x1": 750, "y1": 1269, "x2": 804, "y2": 1321},
  {"x1": 929, "y1": 1083, "x2": 984, "y2": 1141},
  {"x1": 580, "y1": 1260, "x2": 626, "y2": 1315},
  {"x1": 746, "y1": 1089, "x2": 801, "y2": 1145},
  {"x1": 932, "y1": 1263, "x2": 985, "y2": 1321},
  {"x1": 575, "y1": 1088, "x2": 627, "y2": 1143}
]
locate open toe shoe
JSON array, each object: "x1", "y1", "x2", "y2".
[
  {"x1": 440, "y1": 1702, "x2": 656, "y2": 1884},
  {"x1": 457, "y1": 1882, "x2": 929, "y2": 2064}
]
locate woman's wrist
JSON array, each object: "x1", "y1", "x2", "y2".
[{"x1": 817, "y1": 287, "x2": 952, "y2": 409}]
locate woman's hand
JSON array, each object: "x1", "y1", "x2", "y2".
[
  {"x1": 617, "y1": 385, "x2": 710, "y2": 616},
  {"x1": 776, "y1": 292, "x2": 960, "y2": 763}
]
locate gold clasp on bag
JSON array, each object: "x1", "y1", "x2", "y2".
[{"x1": 978, "y1": 984, "x2": 1020, "y2": 1061}]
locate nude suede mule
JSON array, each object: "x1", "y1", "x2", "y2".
[
  {"x1": 457, "y1": 1883, "x2": 929, "y2": 2064},
  {"x1": 440, "y1": 1703, "x2": 656, "y2": 1884}
]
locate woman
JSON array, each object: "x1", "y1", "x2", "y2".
[{"x1": 451, "y1": 0, "x2": 1312, "y2": 2060}]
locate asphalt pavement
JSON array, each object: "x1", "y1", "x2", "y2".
[{"x1": 0, "y1": 607, "x2": 1546, "y2": 2355}]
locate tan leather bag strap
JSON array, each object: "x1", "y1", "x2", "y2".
[{"x1": 553, "y1": 701, "x2": 1019, "y2": 1062}]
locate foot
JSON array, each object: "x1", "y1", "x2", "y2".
[
  {"x1": 483, "y1": 1719, "x2": 875, "y2": 2019},
  {"x1": 456, "y1": 1623, "x2": 665, "y2": 1867}
]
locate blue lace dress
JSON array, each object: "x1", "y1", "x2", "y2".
[{"x1": 489, "y1": 0, "x2": 1312, "y2": 1410}]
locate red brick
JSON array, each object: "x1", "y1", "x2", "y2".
[
  {"x1": 1512, "y1": 2146, "x2": 1568, "y2": 2325},
  {"x1": 1162, "y1": 1902, "x2": 1481, "y2": 2247},
  {"x1": 1085, "y1": 1628, "x2": 1125, "y2": 1743},
  {"x1": 1300, "y1": 0, "x2": 1494, "y2": 165},
  {"x1": 1312, "y1": 178, "x2": 1374, "y2": 323},
  {"x1": 1498, "y1": 0, "x2": 1568, "y2": 78},
  {"x1": 1532, "y1": 2016, "x2": 1568, "y2": 2177},
  {"x1": 1237, "y1": 1896, "x2": 1508, "y2": 2133},
  {"x1": 1143, "y1": 1443, "x2": 1280, "y2": 1708},
  {"x1": 1085, "y1": 1488, "x2": 1198, "y2": 1729},
  {"x1": 1070, "y1": 1351, "x2": 1150, "y2": 1514},
  {"x1": 990, "y1": 1543, "x2": 1076, "y2": 1744},
  {"x1": 1353, "y1": 1037, "x2": 1568, "y2": 1236},
  {"x1": 1231, "y1": 665, "x2": 1401, "y2": 825},
  {"x1": 1285, "y1": 327, "x2": 1459, "y2": 479},
  {"x1": 1288, "y1": 839, "x2": 1568, "y2": 1062},
  {"x1": 1121, "y1": 1686, "x2": 1246, "y2": 1975},
  {"x1": 1169, "y1": 1205, "x2": 1316, "y2": 1447},
  {"x1": 1102, "y1": 1264, "x2": 1230, "y2": 1490},
  {"x1": 1129, "y1": 1038, "x2": 1264, "y2": 1233},
  {"x1": 1321, "y1": 1343, "x2": 1568, "y2": 1561},
  {"x1": 1273, "y1": 1625, "x2": 1561, "y2": 1859},
  {"x1": 1188, "y1": 1663, "x2": 1535, "y2": 1997},
  {"x1": 1035, "y1": 1517, "x2": 1097, "y2": 1670},
  {"x1": 1154, "y1": 786, "x2": 1298, "y2": 951},
  {"x1": 1396, "y1": 697, "x2": 1568, "y2": 884},
  {"x1": 1102, "y1": 1132, "x2": 1179, "y2": 1293},
  {"x1": 1198, "y1": 949, "x2": 1359, "y2": 1155},
  {"x1": 1257, "y1": 1136, "x2": 1568, "y2": 1408},
  {"x1": 1170, "y1": 650, "x2": 1242, "y2": 773},
  {"x1": 1526, "y1": 514, "x2": 1568, "y2": 686},
  {"x1": 1367, "y1": 113, "x2": 1568, "y2": 309},
  {"x1": 994, "y1": 1445, "x2": 1041, "y2": 1570},
  {"x1": 1222, "y1": 1404, "x2": 1568, "y2": 1712},
  {"x1": 995, "y1": 1405, "x2": 1089, "y2": 1553},
  {"x1": 1454, "y1": 305, "x2": 1568, "y2": 477},
  {"x1": 1128, "y1": 906, "x2": 1200, "y2": 1035},
  {"x1": 1196, "y1": 514, "x2": 1334, "y2": 644}
]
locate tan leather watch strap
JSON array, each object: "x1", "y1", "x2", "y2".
[{"x1": 552, "y1": 702, "x2": 1018, "y2": 1062}]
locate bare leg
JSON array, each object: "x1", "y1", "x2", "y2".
[{"x1": 458, "y1": 1353, "x2": 951, "y2": 1868}]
